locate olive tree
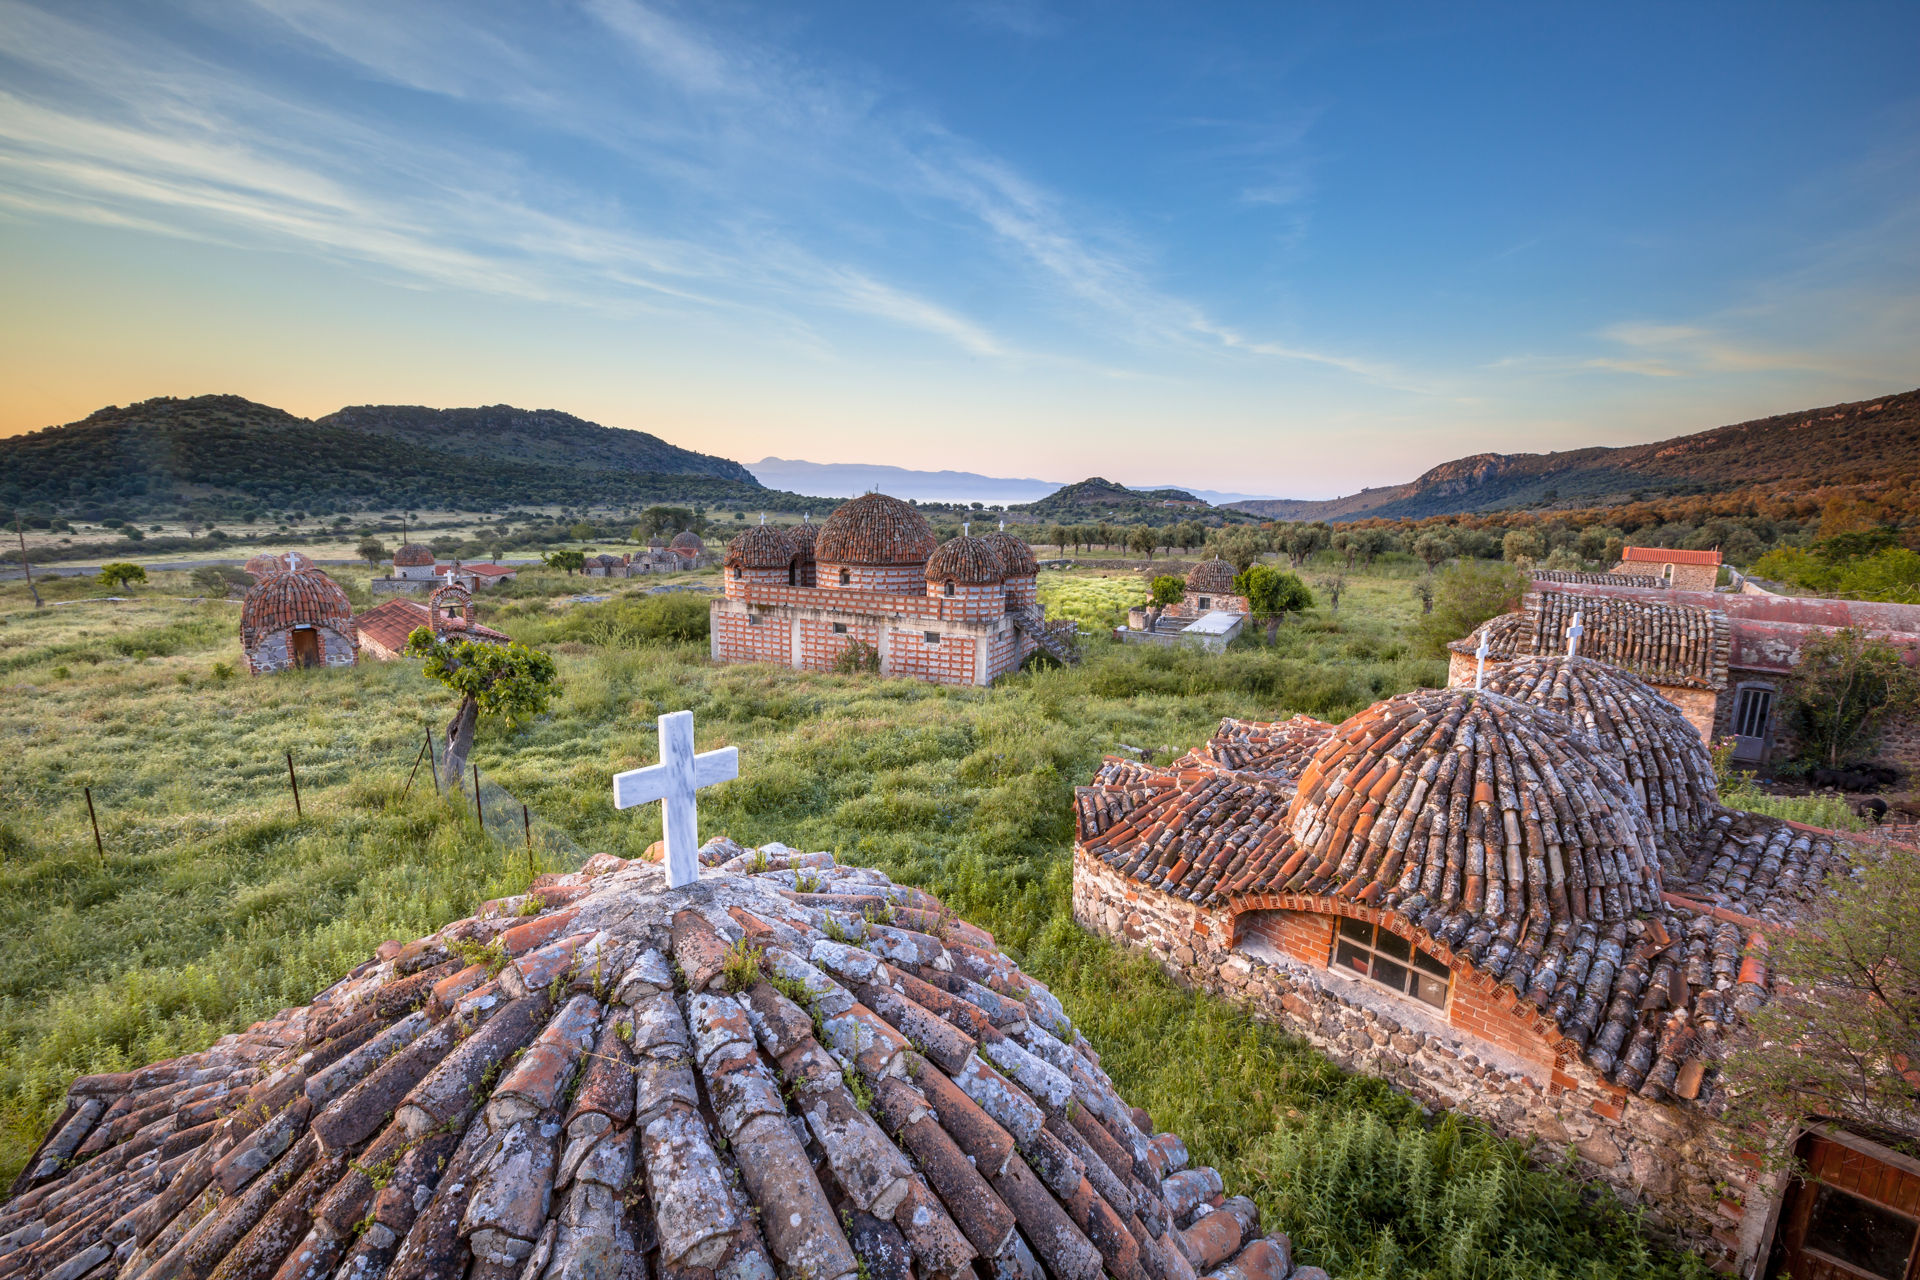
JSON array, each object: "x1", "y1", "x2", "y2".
[
  {"x1": 1722, "y1": 839, "x2": 1920, "y2": 1162},
  {"x1": 1149, "y1": 575, "x2": 1184, "y2": 607},
  {"x1": 1234, "y1": 564, "x2": 1314, "y2": 644},
  {"x1": 1784, "y1": 627, "x2": 1920, "y2": 768},
  {"x1": 405, "y1": 630, "x2": 560, "y2": 790},
  {"x1": 97, "y1": 562, "x2": 147, "y2": 589}
]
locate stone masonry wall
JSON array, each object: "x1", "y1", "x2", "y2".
[
  {"x1": 244, "y1": 624, "x2": 357, "y2": 675},
  {"x1": 887, "y1": 629, "x2": 977, "y2": 684},
  {"x1": 1071, "y1": 850, "x2": 1779, "y2": 1273}
]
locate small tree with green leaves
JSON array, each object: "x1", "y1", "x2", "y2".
[
  {"x1": 357, "y1": 536, "x2": 388, "y2": 570},
  {"x1": 97, "y1": 562, "x2": 146, "y2": 589},
  {"x1": 544, "y1": 549, "x2": 587, "y2": 575},
  {"x1": 1415, "y1": 561, "x2": 1528, "y2": 656},
  {"x1": 1148, "y1": 575, "x2": 1185, "y2": 608},
  {"x1": 404, "y1": 630, "x2": 560, "y2": 790},
  {"x1": 1316, "y1": 573, "x2": 1346, "y2": 615},
  {"x1": 1722, "y1": 839, "x2": 1920, "y2": 1163},
  {"x1": 1050, "y1": 524, "x2": 1071, "y2": 556},
  {"x1": 1234, "y1": 564, "x2": 1314, "y2": 643},
  {"x1": 1412, "y1": 530, "x2": 1454, "y2": 574},
  {"x1": 1127, "y1": 525, "x2": 1155, "y2": 559},
  {"x1": 1783, "y1": 626, "x2": 1920, "y2": 768}
]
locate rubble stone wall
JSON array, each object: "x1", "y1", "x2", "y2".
[
  {"x1": 1070, "y1": 850, "x2": 1779, "y2": 1274},
  {"x1": 244, "y1": 624, "x2": 357, "y2": 674}
]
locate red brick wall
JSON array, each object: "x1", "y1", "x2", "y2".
[
  {"x1": 985, "y1": 629, "x2": 1022, "y2": 681},
  {"x1": 743, "y1": 582, "x2": 943, "y2": 619},
  {"x1": 727, "y1": 565, "x2": 789, "y2": 599},
  {"x1": 926, "y1": 580, "x2": 1005, "y2": 622},
  {"x1": 1005, "y1": 574, "x2": 1037, "y2": 609},
  {"x1": 1236, "y1": 909, "x2": 1334, "y2": 965},
  {"x1": 818, "y1": 562, "x2": 926, "y2": 593},
  {"x1": 796, "y1": 617, "x2": 879, "y2": 672},
  {"x1": 888, "y1": 630, "x2": 977, "y2": 684},
  {"x1": 713, "y1": 611, "x2": 791, "y2": 664},
  {"x1": 1446, "y1": 973, "x2": 1560, "y2": 1069}
]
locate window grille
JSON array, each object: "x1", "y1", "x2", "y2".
[
  {"x1": 1734, "y1": 685, "x2": 1773, "y2": 739},
  {"x1": 924, "y1": 632, "x2": 940, "y2": 645},
  {"x1": 832, "y1": 622, "x2": 847, "y2": 634},
  {"x1": 1198, "y1": 596, "x2": 1211, "y2": 609},
  {"x1": 1332, "y1": 917, "x2": 1449, "y2": 1009}
]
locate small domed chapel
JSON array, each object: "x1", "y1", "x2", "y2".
[
  {"x1": 1071, "y1": 655, "x2": 1893, "y2": 1274},
  {"x1": 713, "y1": 495, "x2": 1064, "y2": 685}
]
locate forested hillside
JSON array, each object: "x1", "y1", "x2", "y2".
[
  {"x1": 1230, "y1": 388, "x2": 1920, "y2": 522},
  {"x1": 0, "y1": 395, "x2": 818, "y2": 519}
]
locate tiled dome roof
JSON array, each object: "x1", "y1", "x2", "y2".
[
  {"x1": 4, "y1": 849, "x2": 1311, "y2": 1280},
  {"x1": 816, "y1": 495, "x2": 937, "y2": 566},
  {"x1": 1479, "y1": 655, "x2": 1718, "y2": 844},
  {"x1": 726, "y1": 524, "x2": 793, "y2": 570},
  {"x1": 244, "y1": 553, "x2": 288, "y2": 578},
  {"x1": 669, "y1": 531, "x2": 706, "y2": 554},
  {"x1": 981, "y1": 530, "x2": 1039, "y2": 577},
  {"x1": 783, "y1": 521, "x2": 819, "y2": 559},
  {"x1": 1446, "y1": 610, "x2": 1529, "y2": 660},
  {"x1": 240, "y1": 566, "x2": 353, "y2": 649},
  {"x1": 1289, "y1": 688, "x2": 1660, "y2": 922},
  {"x1": 393, "y1": 543, "x2": 435, "y2": 567},
  {"x1": 925, "y1": 535, "x2": 1007, "y2": 585},
  {"x1": 1184, "y1": 559, "x2": 1237, "y2": 594}
]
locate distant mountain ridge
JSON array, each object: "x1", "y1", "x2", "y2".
[
  {"x1": 0, "y1": 395, "x2": 820, "y2": 517},
  {"x1": 1228, "y1": 387, "x2": 1920, "y2": 522},
  {"x1": 750, "y1": 458, "x2": 1276, "y2": 507}
]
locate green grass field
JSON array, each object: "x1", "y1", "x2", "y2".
[{"x1": 0, "y1": 565, "x2": 1717, "y2": 1279}]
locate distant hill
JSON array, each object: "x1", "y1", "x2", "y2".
[
  {"x1": 0, "y1": 395, "x2": 819, "y2": 518},
  {"x1": 1229, "y1": 387, "x2": 1920, "y2": 522},
  {"x1": 322, "y1": 404, "x2": 756, "y2": 484},
  {"x1": 1012, "y1": 476, "x2": 1255, "y2": 525},
  {"x1": 749, "y1": 458, "x2": 1064, "y2": 505}
]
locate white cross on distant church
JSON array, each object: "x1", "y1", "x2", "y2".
[
  {"x1": 1473, "y1": 629, "x2": 1491, "y2": 690},
  {"x1": 612, "y1": 711, "x2": 739, "y2": 888},
  {"x1": 1566, "y1": 610, "x2": 1585, "y2": 658}
]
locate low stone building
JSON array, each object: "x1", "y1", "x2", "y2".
[
  {"x1": 4, "y1": 843, "x2": 1328, "y2": 1280},
  {"x1": 1466, "y1": 581, "x2": 1920, "y2": 772},
  {"x1": 1071, "y1": 663, "x2": 1887, "y2": 1275},
  {"x1": 712, "y1": 496, "x2": 1067, "y2": 684},
  {"x1": 239, "y1": 555, "x2": 358, "y2": 674},
  {"x1": 1163, "y1": 559, "x2": 1247, "y2": 621},
  {"x1": 354, "y1": 583, "x2": 512, "y2": 661},
  {"x1": 669, "y1": 530, "x2": 716, "y2": 569},
  {"x1": 1612, "y1": 545, "x2": 1722, "y2": 591},
  {"x1": 1448, "y1": 590, "x2": 1730, "y2": 742}
]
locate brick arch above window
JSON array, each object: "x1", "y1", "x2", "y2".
[{"x1": 1227, "y1": 894, "x2": 1569, "y2": 1070}]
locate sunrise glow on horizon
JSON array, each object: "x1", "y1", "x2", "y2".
[{"x1": 2, "y1": 2, "x2": 1916, "y2": 498}]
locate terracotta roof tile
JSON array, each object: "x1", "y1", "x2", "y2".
[
  {"x1": 4, "y1": 852, "x2": 1305, "y2": 1280},
  {"x1": 925, "y1": 535, "x2": 1007, "y2": 585},
  {"x1": 816, "y1": 494, "x2": 938, "y2": 567},
  {"x1": 240, "y1": 567, "x2": 353, "y2": 650},
  {"x1": 1621, "y1": 546, "x2": 1721, "y2": 566}
]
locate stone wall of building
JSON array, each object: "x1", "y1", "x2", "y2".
[
  {"x1": 1070, "y1": 850, "x2": 1779, "y2": 1273},
  {"x1": 1166, "y1": 592, "x2": 1249, "y2": 620},
  {"x1": 928, "y1": 579, "x2": 1007, "y2": 622},
  {"x1": 795, "y1": 616, "x2": 880, "y2": 671},
  {"x1": 244, "y1": 624, "x2": 358, "y2": 674},
  {"x1": 710, "y1": 592, "x2": 1020, "y2": 686},
  {"x1": 711, "y1": 611, "x2": 791, "y2": 664},
  {"x1": 818, "y1": 562, "x2": 926, "y2": 593}
]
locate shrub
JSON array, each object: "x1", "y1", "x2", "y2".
[
  {"x1": 97, "y1": 562, "x2": 147, "y2": 589},
  {"x1": 1414, "y1": 561, "x2": 1528, "y2": 657},
  {"x1": 832, "y1": 640, "x2": 881, "y2": 674}
]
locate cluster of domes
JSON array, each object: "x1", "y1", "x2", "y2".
[{"x1": 728, "y1": 496, "x2": 1039, "y2": 588}]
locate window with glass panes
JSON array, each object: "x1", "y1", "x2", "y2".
[{"x1": 1331, "y1": 917, "x2": 1450, "y2": 1009}]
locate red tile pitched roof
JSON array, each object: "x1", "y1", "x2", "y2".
[
  {"x1": 354, "y1": 599, "x2": 510, "y2": 654},
  {"x1": 1621, "y1": 546, "x2": 1722, "y2": 566}
]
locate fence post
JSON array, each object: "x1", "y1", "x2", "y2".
[
  {"x1": 426, "y1": 728, "x2": 441, "y2": 795},
  {"x1": 84, "y1": 787, "x2": 103, "y2": 862},
  {"x1": 403, "y1": 738, "x2": 428, "y2": 796},
  {"x1": 523, "y1": 803, "x2": 533, "y2": 877},
  {"x1": 472, "y1": 762, "x2": 483, "y2": 829},
  {"x1": 286, "y1": 752, "x2": 302, "y2": 818}
]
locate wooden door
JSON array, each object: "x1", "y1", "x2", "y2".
[
  {"x1": 290, "y1": 628, "x2": 321, "y2": 669},
  {"x1": 1767, "y1": 1133, "x2": 1920, "y2": 1280}
]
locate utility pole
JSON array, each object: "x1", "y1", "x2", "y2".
[{"x1": 14, "y1": 521, "x2": 42, "y2": 609}]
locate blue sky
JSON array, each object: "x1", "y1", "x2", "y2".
[{"x1": 0, "y1": 1, "x2": 1915, "y2": 496}]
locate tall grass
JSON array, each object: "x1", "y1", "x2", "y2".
[{"x1": 0, "y1": 568, "x2": 1712, "y2": 1277}]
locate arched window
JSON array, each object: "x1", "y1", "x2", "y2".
[
  {"x1": 730, "y1": 565, "x2": 740, "y2": 579},
  {"x1": 787, "y1": 561, "x2": 797, "y2": 587},
  {"x1": 943, "y1": 581, "x2": 955, "y2": 597},
  {"x1": 839, "y1": 568, "x2": 851, "y2": 586}
]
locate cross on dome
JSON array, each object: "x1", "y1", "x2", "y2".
[
  {"x1": 1566, "y1": 610, "x2": 1585, "y2": 657},
  {"x1": 612, "y1": 710, "x2": 739, "y2": 888},
  {"x1": 1474, "y1": 629, "x2": 1491, "y2": 690}
]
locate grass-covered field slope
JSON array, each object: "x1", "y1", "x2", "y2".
[{"x1": 0, "y1": 564, "x2": 1715, "y2": 1279}]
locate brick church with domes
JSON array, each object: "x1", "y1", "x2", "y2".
[{"x1": 711, "y1": 494, "x2": 1069, "y2": 685}]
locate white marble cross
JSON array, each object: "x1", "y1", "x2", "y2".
[
  {"x1": 1566, "y1": 610, "x2": 1584, "y2": 657},
  {"x1": 612, "y1": 710, "x2": 739, "y2": 888},
  {"x1": 1474, "y1": 629, "x2": 1491, "y2": 690}
]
